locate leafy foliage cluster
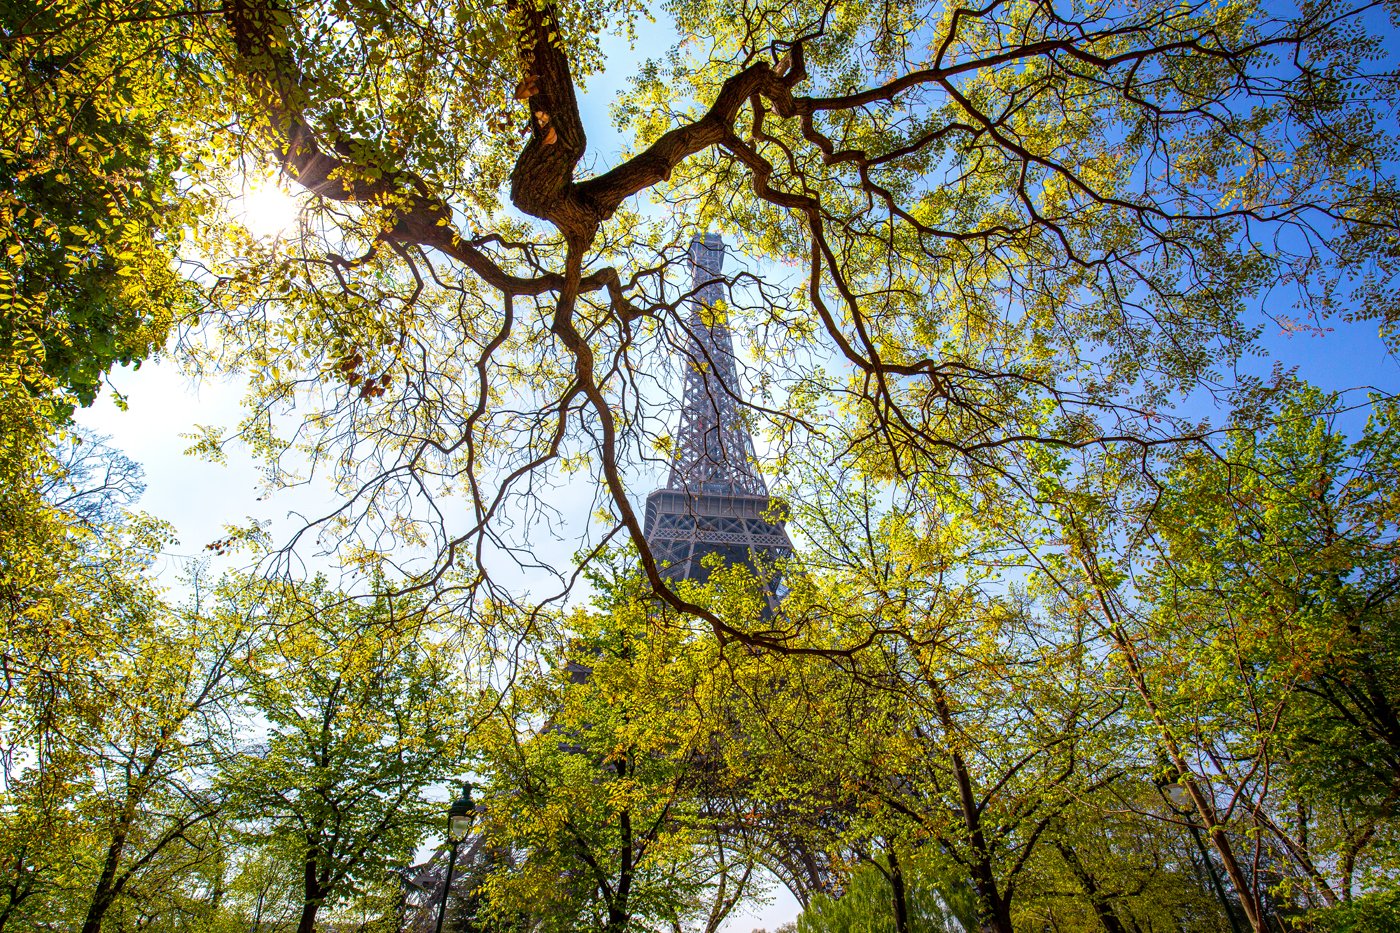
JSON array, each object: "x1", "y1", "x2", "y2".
[
  {"x1": 0, "y1": 428, "x2": 471, "y2": 932},
  {"x1": 3, "y1": 401, "x2": 1400, "y2": 933},
  {"x1": 4, "y1": 0, "x2": 1400, "y2": 930},
  {"x1": 1, "y1": 0, "x2": 192, "y2": 420}
]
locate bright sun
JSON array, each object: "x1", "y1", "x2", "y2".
[{"x1": 235, "y1": 179, "x2": 302, "y2": 239}]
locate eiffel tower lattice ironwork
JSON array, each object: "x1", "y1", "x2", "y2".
[{"x1": 642, "y1": 233, "x2": 795, "y2": 584}]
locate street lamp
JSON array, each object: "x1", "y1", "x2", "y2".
[{"x1": 434, "y1": 783, "x2": 480, "y2": 933}]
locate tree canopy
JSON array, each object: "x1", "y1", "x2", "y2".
[
  {"x1": 4, "y1": 0, "x2": 1400, "y2": 930},
  {"x1": 11, "y1": 0, "x2": 1391, "y2": 627}
]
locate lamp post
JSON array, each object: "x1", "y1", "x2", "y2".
[{"x1": 434, "y1": 783, "x2": 479, "y2": 933}]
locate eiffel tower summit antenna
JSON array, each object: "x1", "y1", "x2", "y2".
[{"x1": 642, "y1": 233, "x2": 794, "y2": 584}]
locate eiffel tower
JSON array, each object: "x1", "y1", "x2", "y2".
[
  {"x1": 642, "y1": 233, "x2": 795, "y2": 586},
  {"x1": 641, "y1": 234, "x2": 836, "y2": 908},
  {"x1": 396, "y1": 236, "x2": 833, "y2": 933}
]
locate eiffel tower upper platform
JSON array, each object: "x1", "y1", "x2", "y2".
[{"x1": 642, "y1": 233, "x2": 794, "y2": 585}]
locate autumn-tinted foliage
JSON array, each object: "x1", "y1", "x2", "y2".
[
  {"x1": 0, "y1": 0, "x2": 192, "y2": 419},
  {"x1": 4, "y1": 0, "x2": 1400, "y2": 929}
]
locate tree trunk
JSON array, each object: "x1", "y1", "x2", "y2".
[
  {"x1": 607, "y1": 806, "x2": 633, "y2": 933},
  {"x1": 0, "y1": 849, "x2": 37, "y2": 933},
  {"x1": 974, "y1": 885, "x2": 1014, "y2": 933},
  {"x1": 1073, "y1": 540, "x2": 1270, "y2": 933},
  {"x1": 1055, "y1": 842, "x2": 1127, "y2": 933},
  {"x1": 298, "y1": 855, "x2": 322, "y2": 933},
  {"x1": 934, "y1": 693, "x2": 1015, "y2": 933},
  {"x1": 296, "y1": 898, "x2": 320, "y2": 933},
  {"x1": 79, "y1": 890, "x2": 116, "y2": 933},
  {"x1": 886, "y1": 844, "x2": 911, "y2": 933},
  {"x1": 951, "y1": 754, "x2": 1013, "y2": 933},
  {"x1": 79, "y1": 825, "x2": 129, "y2": 933}
]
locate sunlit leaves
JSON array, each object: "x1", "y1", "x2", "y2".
[{"x1": 0, "y1": 0, "x2": 198, "y2": 418}]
